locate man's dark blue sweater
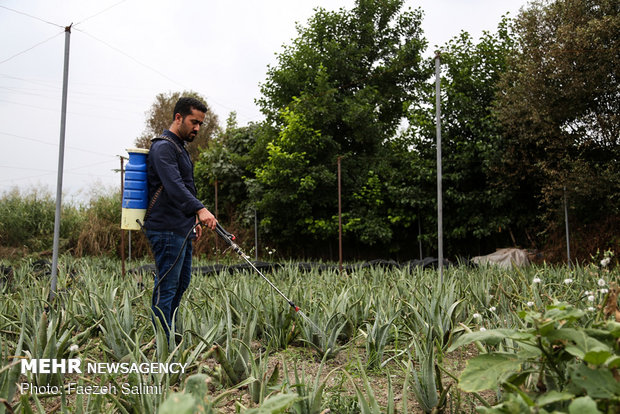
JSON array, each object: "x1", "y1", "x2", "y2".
[{"x1": 144, "y1": 130, "x2": 204, "y2": 237}]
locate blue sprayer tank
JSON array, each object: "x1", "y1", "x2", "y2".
[{"x1": 121, "y1": 148, "x2": 149, "y2": 230}]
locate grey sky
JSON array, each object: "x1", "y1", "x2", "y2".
[{"x1": 0, "y1": 0, "x2": 528, "y2": 202}]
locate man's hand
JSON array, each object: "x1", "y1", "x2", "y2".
[{"x1": 196, "y1": 208, "x2": 217, "y2": 241}]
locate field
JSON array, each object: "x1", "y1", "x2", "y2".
[{"x1": 0, "y1": 254, "x2": 618, "y2": 413}]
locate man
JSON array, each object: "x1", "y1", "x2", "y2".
[{"x1": 144, "y1": 96, "x2": 217, "y2": 341}]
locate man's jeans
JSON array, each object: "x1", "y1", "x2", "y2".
[{"x1": 146, "y1": 229, "x2": 193, "y2": 339}]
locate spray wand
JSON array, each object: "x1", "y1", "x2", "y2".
[{"x1": 214, "y1": 223, "x2": 301, "y2": 313}]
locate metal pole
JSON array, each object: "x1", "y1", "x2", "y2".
[
  {"x1": 338, "y1": 156, "x2": 343, "y2": 275},
  {"x1": 254, "y1": 208, "x2": 258, "y2": 261},
  {"x1": 214, "y1": 179, "x2": 218, "y2": 262},
  {"x1": 435, "y1": 53, "x2": 444, "y2": 284},
  {"x1": 564, "y1": 186, "x2": 571, "y2": 268},
  {"x1": 120, "y1": 156, "x2": 126, "y2": 276},
  {"x1": 50, "y1": 25, "x2": 72, "y2": 300},
  {"x1": 418, "y1": 214, "x2": 423, "y2": 260},
  {"x1": 128, "y1": 230, "x2": 132, "y2": 261}
]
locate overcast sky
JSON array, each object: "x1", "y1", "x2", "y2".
[{"x1": 0, "y1": 0, "x2": 529, "y2": 203}]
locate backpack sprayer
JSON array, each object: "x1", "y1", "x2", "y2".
[{"x1": 120, "y1": 148, "x2": 317, "y2": 327}]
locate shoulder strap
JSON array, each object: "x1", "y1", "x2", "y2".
[
  {"x1": 151, "y1": 135, "x2": 184, "y2": 154},
  {"x1": 143, "y1": 135, "x2": 183, "y2": 222}
]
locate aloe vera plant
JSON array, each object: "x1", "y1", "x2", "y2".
[
  {"x1": 248, "y1": 350, "x2": 281, "y2": 404},
  {"x1": 283, "y1": 352, "x2": 337, "y2": 414},
  {"x1": 299, "y1": 311, "x2": 348, "y2": 360},
  {"x1": 211, "y1": 303, "x2": 258, "y2": 386},
  {"x1": 362, "y1": 307, "x2": 399, "y2": 370},
  {"x1": 0, "y1": 318, "x2": 25, "y2": 414},
  {"x1": 403, "y1": 278, "x2": 464, "y2": 349},
  {"x1": 343, "y1": 359, "x2": 411, "y2": 414},
  {"x1": 408, "y1": 334, "x2": 451, "y2": 414}
]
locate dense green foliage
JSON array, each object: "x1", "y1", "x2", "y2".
[
  {"x1": 3, "y1": 0, "x2": 617, "y2": 262},
  {"x1": 405, "y1": 18, "x2": 518, "y2": 255},
  {"x1": 493, "y1": 0, "x2": 620, "y2": 246},
  {"x1": 249, "y1": 0, "x2": 429, "y2": 255},
  {"x1": 194, "y1": 0, "x2": 618, "y2": 260},
  {"x1": 0, "y1": 189, "x2": 83, "y2": 253}
]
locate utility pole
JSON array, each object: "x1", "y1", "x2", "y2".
[
  {"x1": 50, "y1": 24, "x2": 72, "y2": 301},
  {"x1": 254, "y1": 208, "x2": 258, "y2": 261},
  {"x1": 564, "y1": 186, "x2": 571, "y2": 268},
  {"x1": 120, "y1": 156, "x2": 126, "y2": 276},
  {"x1": 338, "y1": 156, "x2": 343, "y2": 275},
  {"x1": 435, "y1": 52, "x2": 444, "y2": 284}
]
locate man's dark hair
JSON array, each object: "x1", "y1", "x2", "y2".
[{"x1": 172, "y1": 97, "x2": 207, "y2": 121}]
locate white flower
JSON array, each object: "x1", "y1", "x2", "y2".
[
  {"x1": 588, "y1": 307, "x2": 595, "y2": 312},
  {"x1": 600, "y1": 288, "x2": 609, "y2": 294},
  {"x1": 69, "y1": 344, "x2": 79, "y2": 353},
  {"x1": 598, "y1": 278, "x2": 606, "y2": 287},
  {"x1": 601, "y1": 257, "x2": 611, "y2": 267},
  {"x1": 526, "y1": 301, "x2": 534, "y2": 307},
  {"x1": 473, "y1": 313, "x2": 482, "y2": 320},
  {"x1": 489, "y1": 306, "x2": 497, "y2": 312},
  {"x1": 563, "y1": 278, "x2": 573, "y2": 284},
  {"x1": 532, "y1": 277, "x2": 542, "y2": 284},
  {"x1": 480, "y1": 327, "x2": 487, "y2": 332},
  {"x1": 588, "y1": 295, "x2": 595, "y2": 302}
]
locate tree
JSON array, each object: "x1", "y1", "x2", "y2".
[
  {"x1": 135, "y1": 90, "x2": 220, "y2": 162},
  {"x1": 253, "y1": 0, "x2": 428, "y2": 254},
  {"x1": 194, "y1": 113, "x2": 259, "y2": 225},
  {"x1": 493, "y1": 0, "x2": 620, "y2": 256}
]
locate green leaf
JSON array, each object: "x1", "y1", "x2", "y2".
[
  {"x1": 158, "y1": 393, "x2": 198, "y2": 414},
  {"x1": 605, "y1": 321, "x2": 620, "y2": 338},
  {"x1": 569, "y1": 364, "x2": 620, "y2": 399},
  {"x1": 568, "y1": 396, "x2": 602, "y2": 414},
  {"x1": 458, "y1": 353, "x2": 522, "y2": 392},
  {"x1": 536, "y1": 390, "x2": 574, "y2": 407},
  {"x1": 243, "y1": 393, "x2": 300, "y2": 413},
  {"x1": 448, "y1": 329, "x2": 533, "y2": 352},
  {"x1": 604, "y1": 355, "x2": 620, "y2": 369}
]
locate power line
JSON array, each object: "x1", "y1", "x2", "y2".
[
  {"x1": 0, "y1": 160, "x2": 116, "y2": 184},
  {"x1": 73, "y1": 27, "x2": 185, "y2": 89},
  {"x1": 0, "y1": 5, "x2": 64, "y2": 28},
  {"x1": 74, "y1": 0, "x2": 129, "y2": 26},
  {"x1": 0, "y1": 31, "x2": 64, "y2": 65},
  {"x1": 0, "y1": 98, "x2": 136, "y2": 122},
  {"x1": 72, "y1": 27, "x2": 258, "y2": 123},
  {"x1": 0, "y1": 131, "x2": 114, "y2": 157}
]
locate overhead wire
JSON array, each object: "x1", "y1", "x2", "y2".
[
  {"x1": 74, "y1": 0, "x2": 129, "y2": 27},
  {"x1": 0, "y1": 31, "x2": 64, "y2": 65},
  {"x1": 0, "y1": 131, "x2": 114, "y2": 157},
  {"x1": 72, "y1": 27, "x2": 259, "y2": 122},
  {"x1": 0, "y1": 5, "x2": 64, "y2": 28}
]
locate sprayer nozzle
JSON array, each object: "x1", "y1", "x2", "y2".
[{"x1": 295, "y1": 306, "x2": 300, "y2": 312}]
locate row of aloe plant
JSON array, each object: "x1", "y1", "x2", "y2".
[{"x1": 0, "y1": 254, "x2": 617, "y2": 412}]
